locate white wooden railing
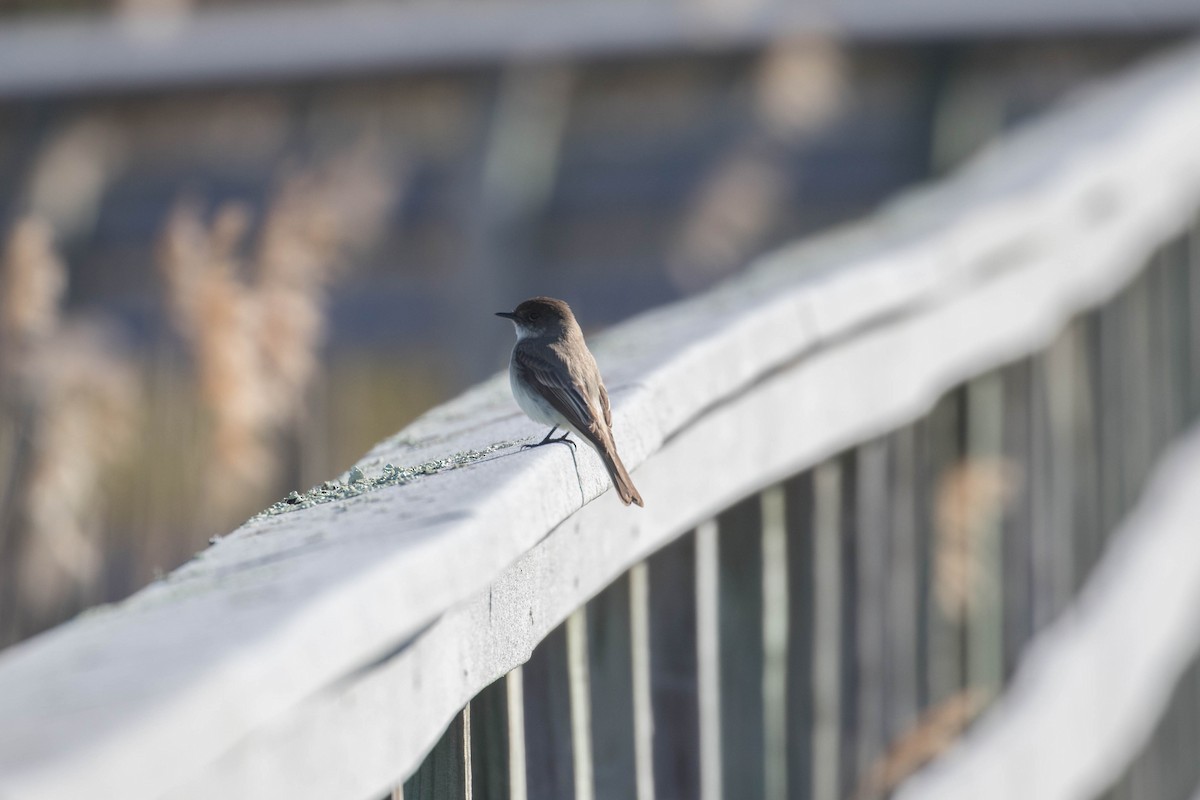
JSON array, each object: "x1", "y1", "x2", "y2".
[{"x1": 4, "y1": 38, "x2": 1200, "y2": 800}]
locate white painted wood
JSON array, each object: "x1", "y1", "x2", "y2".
[
  {"x1": 695, "y1": 522, "x2": 722, "y2": 800},
  {"x1": 628, "y1": 563, "x2": 656, "y2": 800},
  {"x1": 761, "y1": 487, "x2": 789, "y2": 800},
  {"x1": 893, "y1": 422, "x2": 1200, "y2": 800},
  {"x1": 0, "y1": 0, "x2": 1197, "y2": 98},
  {"x1": 4, "y1": 37, "x2": 1200, "y2": 800},
  {"x1": 507, "y1": 669, "x2": 528, "y2": 800},
  {"x1": 566, "y1": 610, "x2": 594, "y2": 800},
  {"x1": 812, "y1": 463, "x2": 844, "y2": 800}
]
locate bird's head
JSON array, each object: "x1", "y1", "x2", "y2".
[{"x1": 496, "y1": 296, "x2": 576, "y2": 341}]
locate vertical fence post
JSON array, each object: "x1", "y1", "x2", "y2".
[
  {"x1": 1094, "y1": 297, "x2": 1125, "y2": 539},
  {"x1": 1121, "y1": 264, "x2": 1156, "y2": 508},
  {"x1": 1041, "y1": 328, "x2": 1079, "y2": 620},
  {"x1": 1000, "y1": 360, "x2": 1033, "y2": 679},
  {"x1": 1073, "y1": 313, "x2": 1104, "y2": 589},
  {"x1": 964, "y1": 373, "x2": 1004, "y2": 702},
  {"x1": 566, "y1": 610, "x2": 594, "y2": 800},
  {"x1": 470, "y1": 677, "x2": 511, "y2": 800},
  {"x1": 716, "y1": 496, "x2": 765, "y2": 800},
  {"x1": 629, "y1": 562, "x2": 656, "y2": 800},
  {"x1": 507, "y1": 668, "x2": 527, "y2": 800},
  {"x1": 922, "y1": 391, "x2": 966, "y2": 707},
  {"x1": 586, "y1": 574, "x2": 636, "y2": 800},
  {"x1": 785, "y1": 472, "x2": 815, "y2": 800},
  {"x1": 812, "y1": 460, "x2": 843, "y2": 800},
  {"x1": 647, "y1": 533, "x2": 701, "y2": 800},
  {"x1": 1187, "y1": 219, "x2": 1200, "y2": 417},
  {"x1": 403, "y1": 708, "x2": 471, "y2": 800},
  {"x1": 522, "y1": 624, "x2": 575, "y2": 800},
  {"x1": 696, "y1": 521, "x2": 722, "y2": 800},
  {"x1": 884, "y1": 427, "x2": 920, "y2": 743},
  {"x1": 838, "y1": 451, "x2": 860, "y2": 796},
  {"x1": 762, "y1": 486, "x2": 789, "y2": 800},
  {"x1": 854, "y1": 439, "x2": 889, "y2": 792}
]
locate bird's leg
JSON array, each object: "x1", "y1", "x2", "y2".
[{"x1": 522, "y1": 427, "x2": 576, "y2": 452}]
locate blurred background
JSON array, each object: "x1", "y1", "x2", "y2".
[{"x1": 0, "y1": 0, "x2": 1191, "y2": 646}]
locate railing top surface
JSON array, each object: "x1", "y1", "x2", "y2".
[
  {"x1": 3, "y1": 38, "x2": 1200, "y2": 800},
  {"x1": 0, "y1": 0, "x2": 1197, "y2": 98}
]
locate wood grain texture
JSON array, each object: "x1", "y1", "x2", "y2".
[{"x1": 7, "y1": 38, "x2": 1200, "y2": 800}]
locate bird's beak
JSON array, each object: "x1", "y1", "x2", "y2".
[{"x1": 495, "y1": 311, "x2": 517, "y2": 320}]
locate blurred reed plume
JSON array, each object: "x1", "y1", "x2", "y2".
[
  {"x1": 934, "y1": 457, "x2": 1020, "y2": 622},
  {"x1": 18, "y1": 323, "x2": 138, "y2": 618},
  {"x1": 0, "y1": 217, "x2": 139, "y2": 643},
  {"x1": 27, "y1": 115, "x2": 129, "y2": 242},
  {"x1": 0, "y1": 217, "x2": 66, "y2": 355},
  {"x1": 159, "y1": 144, "x2": 399, "y2": 521},
  {"x1": 851, "y1": 687, "x2": 992, "y2": 800},
  {"x1": 160, "y1": 200, "x2": 274, "y2": 515}
]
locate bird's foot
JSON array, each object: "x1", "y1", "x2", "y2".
[{"x1": 522, "y1": 432, "x2": 576, "y2": 452}]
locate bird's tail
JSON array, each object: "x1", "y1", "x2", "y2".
[{"x1": 596, "y1": 439, "x2": 644, "y2": 507}]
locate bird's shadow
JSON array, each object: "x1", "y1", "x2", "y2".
[{"x1": 475, "y1": 437, "x2": 587, "y2": 506}]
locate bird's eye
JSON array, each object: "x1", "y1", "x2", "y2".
[{"x1": 528, "y1": 312, "x2": 540, "y2": 321}]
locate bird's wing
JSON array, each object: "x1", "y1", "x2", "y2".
[
  {"x1": 598, "y1": 381, "x2": 613, "y2": 430},
  {"x1": 512, "y1": 344, "x2": 602, "y2": 439}
]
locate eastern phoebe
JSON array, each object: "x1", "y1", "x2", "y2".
[{"x1": 496, "y1": 297, "x2": 644, "y2": 507}]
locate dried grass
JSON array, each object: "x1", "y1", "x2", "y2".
[
  {"x1": 0, "y1": 218, "x2": 140, "y2": 634},
  {"x1": 934, "y1": 457, "x2": 1020, "y2": 622},
  {"x1": 158, "y1": 143, "x2": 397, "y2": 517},
  {"x1": 18, "y1": 322, "x2": 138, "y2": 616},
  {"x1": 0, "y1": 217, "x2": 67, "y2": 357},
  {"x1": 851, "y1": 687, "x2": 993, "y2": 800}
]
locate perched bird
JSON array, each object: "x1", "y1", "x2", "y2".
[{"x1": 496, "y1": 297, "x2": 644, "y2": 507}]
